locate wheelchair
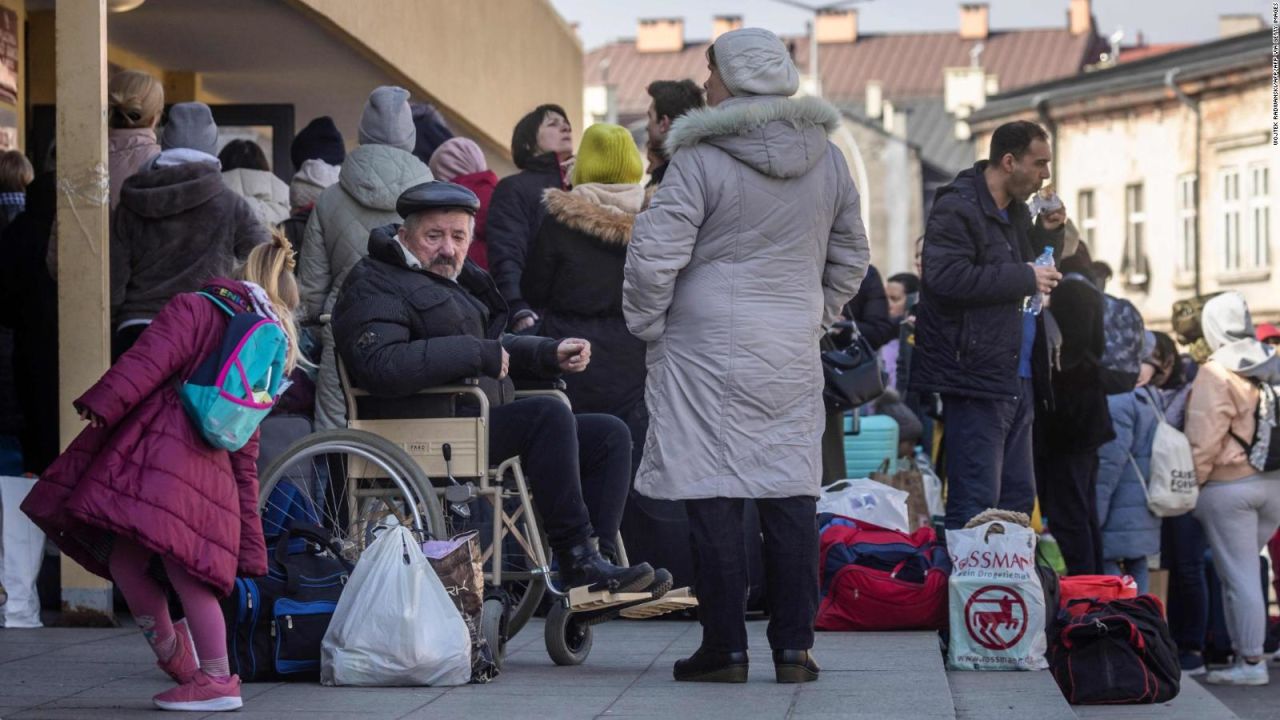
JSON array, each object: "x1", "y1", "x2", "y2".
[{"x1": 257, "y1": 354, "x2": 694, "y2": 668}]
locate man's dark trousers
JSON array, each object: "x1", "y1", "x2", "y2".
[
  {"x1": 1038, "y1": 451, "x2": 1103, "y2": 575},
  {"x1": 685, "y1": 496, "x2": 818, "y2": 653},
  {"x1": 489, "y1": 396, "x2": 631, "y2": 553},
  {"x1": 941, "y1": 378, "x2": 1036, "y2": 529}
]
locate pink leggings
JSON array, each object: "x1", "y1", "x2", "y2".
[{"x1": 108, "y1": 539, "x2": 226, "y2": 663}]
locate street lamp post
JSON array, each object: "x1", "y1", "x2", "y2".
[{"x1": 767, "y1": 0, "x2": 871, "y2": 98}]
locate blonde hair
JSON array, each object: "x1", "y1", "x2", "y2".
[
  {"x1": 108, "y1": 70, "x2": 164, "y2": 130},
  {"x1": 0, "y1": 150, "x2": 33, "y2": 192},
  {"x1": 237, "y1": 228, "x2": 304, "y2": 373}
]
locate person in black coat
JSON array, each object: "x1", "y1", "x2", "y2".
[
  {"x1": 1035, "y1": 251, "x2": 1115, "y2": 575},
  {"x1": 820, "y1": 265, "x2": 897, "y2": 484},
  {"x1": 909, "y1": 121, "x2": 1063, "y2": 530},
  {"x1": 0, "y1": 172, "x2": 59, "y2": 474},
  {"x1": 332, "y1": 180, "x2": 661, "y2": 593},
  {"x1": 521, "y1": 123, "x2": 647, "y2": 471},
  {"x1": 833, "y1": 264, "x2": 896, "y2": 351},
  {"x1": 487, "y1": 104, "x2": 573, "y2": 331}
]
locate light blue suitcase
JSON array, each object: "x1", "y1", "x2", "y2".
[{"x1": 842, "y1": 414, "x2": 898, "y2": 478}]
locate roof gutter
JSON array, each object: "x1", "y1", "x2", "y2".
[{"x1": 1166, "y1": 67, "x2": 1202, "y2": 296}]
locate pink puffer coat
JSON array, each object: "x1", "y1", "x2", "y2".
[{"x1": 22, "y1": 279, "x2": 268, "y2": 595}]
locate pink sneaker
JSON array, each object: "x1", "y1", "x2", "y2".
[
  {"x1": 157, "y1": 620, "x2": 200, "y2": 684},
  {"x1": 153, "y1": 672, "x2": 243, "y2": 712}
]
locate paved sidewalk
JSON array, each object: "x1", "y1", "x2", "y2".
[{"x1": 0, "y1": 616, "x2": 1259, "y2": 719}]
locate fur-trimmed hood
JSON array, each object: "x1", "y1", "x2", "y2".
[
  {"x1": 542, "y1": 184, "x2": 642, "y2": 246},
  {"x1": 663, "y1": 95, "x2": 841, "y2": 179}
]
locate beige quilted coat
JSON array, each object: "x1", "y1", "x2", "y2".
[{"x1": 298, "y1": 143, "x2": 431, "y2": 428}]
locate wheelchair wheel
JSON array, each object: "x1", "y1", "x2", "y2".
[
  {"x1": 481, "y1": 597, "x2": 507, "y2": 670},
  {"x1": 545, "y1": 602, "x2": 592, "y2": 666},
  {"x1": 258, "y1": 429, "x2": 446, "y2": 563}
]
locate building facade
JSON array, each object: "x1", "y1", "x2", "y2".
[{"x1": 968, "y1": 28, "x2": 1274, "y2": 324}]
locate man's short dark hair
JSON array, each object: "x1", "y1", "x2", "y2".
[
  {"x1": 987, "y1": 120, "x2": 1049, "y2": 165},
  {"x1": 647, "y1": 80, "x2": 704, "y2": 123},
  {"x1": 510, "y1": 103, "x2": 569, "y2": 171}
]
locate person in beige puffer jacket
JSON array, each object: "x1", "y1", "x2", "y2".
[
  {"x1": 1186, "y1": 291, "x2": 1280, "y2": 686},
  {"x1": 297, "y1": 86, "x2": 431, "y2": 428}
]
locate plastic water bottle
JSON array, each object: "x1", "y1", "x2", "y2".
[{"x1": 1026, "y1": 246, "x2": 1055, "y2": 315}]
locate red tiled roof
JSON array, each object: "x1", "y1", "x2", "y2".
[
  {"x1": 1117, "y1": 43, "x2": 1193, "y2": 64},
  {"x1": 585, "y1": 28, "x2": 1103, "y2": 119}
]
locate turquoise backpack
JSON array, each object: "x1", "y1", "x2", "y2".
[{"x1": 179, "y1": 289, "x2": 288, "y2": 452}]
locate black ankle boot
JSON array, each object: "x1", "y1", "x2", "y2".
[
  {"x1": 673, "y1": 648, "x2": 749, "y2": 683},
  {"x1": 772, "y1": 649, "x2": 820, "y2": 683},
  {"x1": 556, "y1": 538, "x2": 654, "y2": 592}
]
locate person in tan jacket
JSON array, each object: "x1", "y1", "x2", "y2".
[{"x1": 1185, "y1": 291, "x2": 1280, "y2": 686}]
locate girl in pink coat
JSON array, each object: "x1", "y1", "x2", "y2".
[{"x1": 23, "y1": 232, "x2": 303, "y2": 712}]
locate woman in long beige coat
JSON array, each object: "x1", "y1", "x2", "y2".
[{"x1": 623, "y1": 27, "x2": 868, "y2": 684}]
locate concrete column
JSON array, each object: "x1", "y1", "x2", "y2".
[{"x1": 55, "y1": 0, "x2": 114, "y2": 625}]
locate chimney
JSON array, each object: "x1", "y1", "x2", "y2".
[
  {"x1": 637, "y1": 18, "x2": 684, "y2": 53},
  {"x1": 712, "y1": 15, "x2": 743, "y2": 42},
  {"x1": 865, "y1": 81, "x2": 883, "y2": 119},
  {"x1": 816, "y1": 8, "x2": 857, "y2": 44},
  {"x1": 944, "y1": 66, "x2": 987, "y2": 117},
  {"x1": 959, "y1": 4, "x2": 989, "y2": 41},
  {"x1": 1068, "y1": 0, "x2": 1093, "y2": 36},
  {"x1": 1219, "y1": 14, "x2": 1264, "y2": 38}
]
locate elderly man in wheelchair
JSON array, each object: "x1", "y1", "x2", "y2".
[{"x1": 331, "y1": 180, "x2": 660, "y2": 595}]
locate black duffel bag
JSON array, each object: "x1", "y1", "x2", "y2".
[
  {"x1": 221, "y1": 522, "x2": 353, "y2": 682},
  {"x1": 1048, "y1": 595, "x2": 1180, "y2": 705}
]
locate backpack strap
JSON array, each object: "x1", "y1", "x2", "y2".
[{"x1": 195, "y1": 291, "x2": 238, "y2": 318}]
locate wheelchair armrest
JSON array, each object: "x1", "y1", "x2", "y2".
[
  {"x1": 513, "y1": 378, "x2": 571, "y2": 409},
  {"x1": 347, "y1": 378, "x2": 490, "y2": 421},
  {"x1": 512, "y1": 378, "x2": 566, "y2": 392}
]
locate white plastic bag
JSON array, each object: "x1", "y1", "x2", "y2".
[
  {"x1": 2, "y1": 476, "x2": 45, "y2": 628},
  {"x1": 1140, "y1": 388, "x2": 1198, "y2": 517},
  {"x1": 816, "y1": 478, "x2": 911, "y2": 532},
  {"x1": 321, "y1": 526, "x2": 471, "y2": 686},
  {"x1": 946, "y1": 521, "x2": 1048, "y2": 671},
  {"x1": 913, "y1": 448, "x2": 945, "y2": 525}
]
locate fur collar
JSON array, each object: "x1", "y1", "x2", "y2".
[
  {"x1": 543, "y1": 187, "x2": 637, "y2": 246},
  {"x1": 664, "y1": 96, "x2": 841, "y2": 155}
]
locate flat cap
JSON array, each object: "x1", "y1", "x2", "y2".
[{"x1": 395, "y1": 180, "x2": 481, "y2": 219}]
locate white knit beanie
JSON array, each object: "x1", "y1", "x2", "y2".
[{"x1": 713, "y1": 28, "x2": 800, "y2": 98}]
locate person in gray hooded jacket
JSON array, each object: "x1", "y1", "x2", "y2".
[
  {"x1": 623, "y1": 27, "x2": 869, "y2": 684},
  {"x1": 297, "y1": 86, "x2": 432, "y2": 428}
]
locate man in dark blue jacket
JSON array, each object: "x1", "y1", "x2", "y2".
[{"x1": 910, "y1": 121, "x2": 1062, "y2": 530}]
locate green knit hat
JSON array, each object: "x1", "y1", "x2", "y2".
[{"x1": 572, "y1": 123, "x2": 643, "y2": 186}]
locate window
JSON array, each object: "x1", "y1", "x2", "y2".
[
  {"x1": 1076, "y1": 189, "x2": 1096, "y2": 249},
  {"x1": 1248, "y1": 163, "x2": 1271, "y2": 269},
  {"x1": 1221, "y1": 168, "x2": 1242, "y2": 271},
  {"x1": 1176, "y1": 175, "x2": 1197, "y2": 275},
  {"x1": 1123, "y1": 183, "x2": 1148, "y2": 286}
]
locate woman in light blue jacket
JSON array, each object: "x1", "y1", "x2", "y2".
[{"x1": 1096, "y1": 385, "x2": 1162, "y2": 592}]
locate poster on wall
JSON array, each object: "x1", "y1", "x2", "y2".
[{"x1": 0, "y1": 6, "x2": 18, "y2": 150}]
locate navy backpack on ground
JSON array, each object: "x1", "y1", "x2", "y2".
[{"x1": 221, "y1": 522, "x2": 352, "y2": 682}]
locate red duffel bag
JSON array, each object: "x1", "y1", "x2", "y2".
[
  {"x1": 1058, "y1": 574, "x2": 1138, "y2": 609},
  {"x1": 815, "y1": 514, "x2": 951, "y2": 631}
]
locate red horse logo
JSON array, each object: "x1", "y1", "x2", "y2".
[{"x1": 964, "y1": 586, "x2": 1028, "y2": 651}]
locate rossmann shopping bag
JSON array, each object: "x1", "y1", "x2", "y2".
[{"x1": 946, "y1": 520, "x2": 1048, "y2": 671}]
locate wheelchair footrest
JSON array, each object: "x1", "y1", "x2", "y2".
[
  {"x1": 619, "y1": 588, "x2": 698, "y2": 619},
  {"x1": 566, "y1": 585, "x2": 651, "y2": 612}
]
